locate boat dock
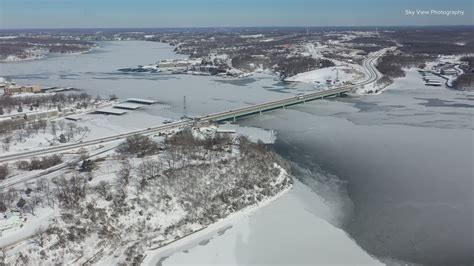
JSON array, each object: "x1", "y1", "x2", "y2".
[{"x1": 125, "y1": 98, "x2": 156, "y2": 105}]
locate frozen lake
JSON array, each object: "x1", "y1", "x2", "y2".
[
  {"x1": 243, "y1": 71, "x2": 473, "y2": 264},
  {"x1": 1, "y1": 41, "x2": 473, "y2": 265},
  {"x1": 0, "y1": 41, "x2": 311, "y2": 119}
]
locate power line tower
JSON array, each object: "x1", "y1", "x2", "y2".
[{"x1": 182, "y1": 96, "x2": 187, "y2": 119}]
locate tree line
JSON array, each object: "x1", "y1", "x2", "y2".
[
  {"x1": 376, "y1": 51, "x2": 433, "y2": 79},
  {"x1": 453, "y1": 56, "x2": 474, "y2": 91},
  {"x1": 0, "y1": 92, "x2": 93, "y2": 115}
]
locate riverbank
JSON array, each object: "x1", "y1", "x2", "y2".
[
  {"x1": 147, "y1": 180, "x2": 381, "y2": 265},
  {"x1": 0, "y1": 47, "x2": 96, "y2": 63},
  {"x1": 2, "y1": 127, "x2": 292, "y2": 265},
  {"x1": 143, "y1": 183, "x2": 293, "y2": 265}
]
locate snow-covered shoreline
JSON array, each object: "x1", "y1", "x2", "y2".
[
  {"x1": 1, "y1": 125, "x2": 293, "y2": 264},
  {"x1": 147, "y1": 180, "x2": 382, "y2": 266},
  {"x1": 0, "y1": 47, "x2": 95, "y2": 63},
  {"x1": 143, "y1": 183, "x2": 293, "y2": 265},
  {"x1": 0, "y1": 54, "x2": 47, "y2": 62}
]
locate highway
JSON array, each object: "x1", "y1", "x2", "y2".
[
  {"x1": 0, "y1": 49, "x2": 384, "y2": 164},
  {"x1": 201, "y1": 49, "x2": 384, "y2": 122}
]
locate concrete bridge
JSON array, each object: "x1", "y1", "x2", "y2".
[
  {"x1": 202, "y1": 49, "x2": 384, "y2": 123},
  {"x1": 203, "y1": 86, "x2": 352, "y2": 123}
]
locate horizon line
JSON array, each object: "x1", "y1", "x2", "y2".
[{"x1": 0, "y1": 24, "x2": 473, "y2": 31}]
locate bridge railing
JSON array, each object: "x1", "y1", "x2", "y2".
[{"x1": 203, "y1": 86, "x2": 353, "y2": 122}]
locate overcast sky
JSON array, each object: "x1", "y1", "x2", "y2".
[{"x1": 0, "y1": 0, "x2": 472, "y2": 29}]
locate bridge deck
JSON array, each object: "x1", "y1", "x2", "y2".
[{"x1": 207, "y1": 86, "x2": 351, "y2": 122}]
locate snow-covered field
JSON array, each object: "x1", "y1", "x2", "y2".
[
  {"x1": 285, "y1": 65, "x2": 364, "y2": 87},
  {"x1": 0, "y1": 207, "x2": 57, "y2": 248}
]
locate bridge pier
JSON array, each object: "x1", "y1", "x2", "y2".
[
  {"x1": 259, "y1": 110, "x2": 262, "y2": 115},
  {"x1": 233, "y1": 115, "x2": 236, "y2": 123}
]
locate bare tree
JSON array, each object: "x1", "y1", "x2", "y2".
[
  {"x1": 50, "y1": 120, "x2": 57, "y2": 136},
  {"x1": 116, "y1": 134, "x2": 159, "y2": 157},
  {"x1": 33, "y1": 226, "x2": 47, "y2": 247},
  {"x1": 25, "y1": 197, "x2": 36, "y2": 215},
  {"x1": 116, "y1": 160, "x2": 131, "y2": 186},
  {"x1": 42, "y1": 179, "x2": 55, "y2": 208},
  {"x1": 4, "y1": 188, "x2": 18, "y2": 210},
  {"x1": 78, "y1": 148, "x2": 89, "y2": 161},
  {"x1": 0, "y1": 164, "x2": 9, "y2": 180},
  {"x1": 58, "y1": 120, "x2": 65, "y2": 132},
  {"x1": 65, "y1": 122, "x2": 77, "y2": 141},
  {"x1": 0, "y1": 248, "x2": 6, "y2": 265},
  {"x1": 53, "y1": 174, "x2": 88, "y2": 209},
  {"x1": 136, "y1": 160, "x2": 161, "y2": 190},
  {"x1": 1, "y1": 135, "x2": 11, "y2": 152},
  {"x1": 95, "y1": 181, "x2": 109, "y2": 199},
  {"x1": 0, "y1": 194, "x2": 7, "y2": 212}
]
